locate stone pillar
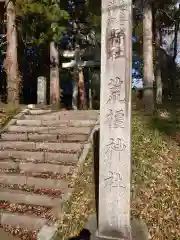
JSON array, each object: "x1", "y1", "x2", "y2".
[
  {"x1": 98, "y1": 0, "x2": 132, "y2": 239},
  {"x1": 37, "y1": 76, "x2": 47, "y2": 105}
]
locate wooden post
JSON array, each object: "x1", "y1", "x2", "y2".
[
  {"x1": 98, "y1": 0, "x2": 132, "y2": 239},
  {"x1": 50, "y1": 41, "x2": 60, "y2": 108}
]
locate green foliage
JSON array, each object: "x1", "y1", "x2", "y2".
[{"x1": 16, "y1": 0, "x2": 69, "y2": 45}]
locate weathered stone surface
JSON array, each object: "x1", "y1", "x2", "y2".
[
  {"x1": 16, "y1": 119, "x2": 42, "y2": 126},
  {"x1": 1, "y1": 133, "x2": 28, "y2": 141},
  {"x1": 24, "y1": 110, "x2": 99, "y2": 120},
  {"x1": 28, "y1": 133, "x2": 88, "y2": 142},
  {"x1": 35, "y1": 142, "x2": 82, "y2": 152},
  {"x1": 44, "y1": 152, "x2": 78, "y2": 164},
  {"x1": 0, "y1": 150, "x2": 44, "y2": 161},
  {"x1": 0, "y1": 141, "x2": 36, "y2": 150},
  {"x1": 85, "y1": 214, "x2": 150, "y2": 240},
  {"x1": 0, "y1": 188, "x2": 61, "y2": 207},
  {"x1": 16, "y1": 119, "x2": 97, "y2": 127},
  {"x1": 19, "y1": 162, "x2": 72, "y2": 174},
  {"x1": 0, "y1": 161, "x2": 18, "y2": 170},
  {"x1": 0, "y1": 161, "x2": 72, "y2": 174},
  {"x1": 28, "y1": 109, "x2": 52, "y2": 115},
  {"x1": 0, "y1": 107, "x2": 99, "y2": 239},
  {"x1": 7, "y1": 125, "x2": 92, "y2": 135},
  {"x1": 37, "y1": 224, "x2": 58, "y2": 240},
  {"x1": 37, "y1": 76, "x2": 47, "y2": 105},
  {"x1": 25, "y1": 114, "x2": 60, "y2": 121},
  {"x1": 0, "y1": 212, "x2": 47, "y2": 230},
  {"x1": 48, "y1": 126, "x2": 91, "y2": 135},
  {"x1": 98, "y1": 0, "x2": 132, "y2": 237},
  {"x1": 63, "y1": 133, "x2": 88, "y2": 142},
  {"x1": 7, "y1": 125, "x2": 49, "y2": 133},
  {"x1": 0, "y1": 173, "x2": 69, "y2": 189},
  {"x1": 0, "y1": 141, "x2": 82, "y2": 153},
  {"x1": 0, "y1": 150, "x2": 78, "y2": 164},
  {"x1": 28, "y1": 133, "x2": 58, "y2": 141}
]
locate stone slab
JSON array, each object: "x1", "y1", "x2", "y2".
[
  {"x1": 37, "y1": 76, "x2": 47, "y2": 105},
  {"x1": 0, "y1": 141, "x2": 82, "y2": 153},
  {"x1": 0, "y1": 141, "x2": 36, "y2": 150},
  {"x1": 0, "y1": 188, "x2": 61, "y2": 207},
  {"x1": 0, "y1": 212, "x2": 47, "y2": 231},
  {"x1": 1, "y1": 132, "x2": 89, "y2": 142},
  {"x1": 35, "y1": 142, "x2": 82, "y2": 152},
  {"x1": 16, "y1": 119, "x2": 97, "y2": 127},
  {"x1": 7, "y1": 125, "x2": 92, "y2": 135},
  {"x1": 28, "y1": 109, "x2": 53, "y2": 115},
  {"x1": 28, "y1": 133, "x2": 58, "y2": 141},
  {"x1": 0, "y1": 150, "x2": 44, "y2": 161},
  {"x1": 0, "y1": 173, "x2": 69, "y2": 190},
  {"x1": 24, "y1": 111, "x2": 99, "y2": 121},
  {"x1": 0, "y1": 150, "x2": 78, "y2": 164},
  {"x1": 44, "y1": 152, "x2": 78, "y2": 165},
  {"x1": 0, "y1": 161, "x2": 72, "y2": 174},
  {"x1": 1, "y1": 133, "x2": 28, "y2": 141}
]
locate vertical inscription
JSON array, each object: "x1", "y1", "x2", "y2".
[
  {"x1": 107, "y1": 77, "x2": 125, "y2": 103},
  {"x1": 106, "y1": 109, "x2": 125, "y2": 128},
  {"x1": 107, "y1": 28, "x2": 125, "y2": 59},
  {"x1": 99, "y1": 0, "x2": 131, "y2": 237},
  {"x1": 104, "y1": 171, "x2": 125, "y2": 190}
]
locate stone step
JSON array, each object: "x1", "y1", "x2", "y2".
[
  {"x1": 7, "y1": 125, "x2": 92, "y2": 135},
  {"x1": 0, "y1": 173, "x2": 69, "y2": 190},
  {"x1": 0, "y1": 150, "x2": 78, "y2": 164},
  {"x1": 1, "y1": 132, "x2": 89, "y2": 142},
  {"x1": 25, "y1": 114, "x2": 98, "y2": 121},
  {"x1": 27, "y1": 109, "x2": 53, "y2": 115},
  {"x1": 27, "y1": 109, "x2": 98, "y2": 116},
  {"x1": 0, "y1": 141, "x2": 82, "y2": 153},
  {"x1": 0, "y1": 212, "x2": 47, "y2": 231},
  {"x1": 16, "y1": 119, "x2": 97, "y2": 127},
  {"x1": 0, "y1": 161, "x2": 72, "y2": 175},
  {"x1": 0, "y1": 188, "x2": 63, "y2": 208},
  {"x1": 25, "y1": 111, "x2": 99, "y2": 120}
]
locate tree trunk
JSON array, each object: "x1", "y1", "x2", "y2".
[
  {"x1": 155, "y1": 27, "x2": 163, "y2": 105},
  {"x1": 88, "y1": 68, "x2": 92, "y2": 109},
  {"x1": 78, "y1": 68, "x2": 86, "y2": 109},
  {"x1": 50, "y1": 41, "x2": 60, "y2": 108},
  {"x1": 72, "y1": 46, "x2": 80, "y2": 110},
  {"x1": 4, "y1": 0, "x2": 19, "y2": 105},
  {"x1": 143, "y1": 3, "x2": 154, "y2": 114},
  {"x1": 72, "y1": 70, "x2": 78, "y2": 110}
]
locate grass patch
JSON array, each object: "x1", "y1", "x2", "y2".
[
  {"x1": 0, "y1": 103, "x2": 24, "y2": 129},
  {"x1": 56, "y1": 110, "x2": 180, "y2": 240}
]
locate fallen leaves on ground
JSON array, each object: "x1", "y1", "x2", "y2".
[
  {"x1": 56, "y1": 109, "x2": 180, "y2": 240},
  {"x1": 0, "y1": 103, "x2": 22, "y2": 128},
  {"x1": 132, "y1": 112, "x2": 180, "y2": 240},
  {"x1": 56, "y1": 151, "x2": 95, "y2": 240}
]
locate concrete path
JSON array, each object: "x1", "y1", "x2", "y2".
[{"x1": 0, "y1": 107, "x2": 99, "y2": 240}]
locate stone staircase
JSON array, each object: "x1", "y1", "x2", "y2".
[{"x1": 0, "y1": 107, "x2": 99, "y2": 240}]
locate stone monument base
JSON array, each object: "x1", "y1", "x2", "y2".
[{"x1": 85, "y1": 214, "x2": 150, "y2": 240}]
